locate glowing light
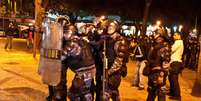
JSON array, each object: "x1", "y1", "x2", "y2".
[
  {"x1": 28, "y1": 23, "x2": 33, "y2": 26},
  {"x1": 122, "y1": 25, "x2": 128, "y2": 29},
  {"x1": 156, "y1": 20, "x2": 161, "y2": 26},
  {"x1": 146, "y1": 25, "x2": 153, "y2": 36},
  {"x1": 193, "y1": 28, "x2": 197, "y2": 33},
  {"x1": 14, "y1": 0, "x2": 17, "y2": 14},
  {"x1": 178, "y1": 25, "x2": 183, "y2": 32},
  {"x1": 179, "y1": 25, "x2": 183, "y2": 29},
  {"x1": 173, "y1": 26, "x2": 177, "y2": 32},
  {"x1": 165, "y1": 27, "x2": 171, "y2": 37},
  {"x1": 100, "y1": 16, "x2": 106, "y2": 20}
]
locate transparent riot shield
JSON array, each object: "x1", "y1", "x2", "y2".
[{"x1": 38, "y1": 17, "x2": 65, "y2": 86}]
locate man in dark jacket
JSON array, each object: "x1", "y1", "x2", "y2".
[{"x1": 5, "y1": 22, "x2": 15, "y2": 50}]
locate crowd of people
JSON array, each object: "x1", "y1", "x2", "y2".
[
  {"x1": 184, "y1": 31, "x2": 200, "y2": 70},
  {"x1": 32, "y1": 15, "x2": 200, "y2": 101},
  {"x1": 39, "y1": 16, "x2": 129, "y2": 101},
  {"x1": 130, "y1": 29, "x2": 182, "y2": 100},
  {"x1": 2, "y1": 15, "x2": 200, "y2": 101},
  {"x1": 129, "y1": 26, "x2": 200, "y2": 101}
]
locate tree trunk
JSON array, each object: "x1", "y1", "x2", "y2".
[
  {"x1": 191, "y1": 37, "x2": 201, "y2": 97},
  {"x1": 33, "y1": 0, "x2": 45, "y2": 58},
  {"x1": 141, "y1": 0, "x2": 153, "y2": 37}
]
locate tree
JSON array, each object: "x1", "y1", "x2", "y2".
[
  {"x1": 141, "y1": 0, "x2": 153, "y2": 37},
  {"x1": 33, "y1": 0, "x2": 46, "y2": 58},
  {"x1": 34, "y1": 0, "x2": 77, "y2": 58},
  {"x1": 33, "y1": 0, "x2": 74, "y2": 58},
  {"x1": 0, "y1": 5, "x2": 6, "y2": 16},
  {"x1": 0, "y1": 5, "x2": 6, "y2": 36}
]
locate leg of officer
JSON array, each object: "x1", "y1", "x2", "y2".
[
  {"x1": 158, "y1": 87, "x2": 166, "y2": 101},
  {"x1": 147, "y1": 87, "x2": 157, "y2": 101},
  {"x1": 111, "y1": 89, "x2": 120, "y2": 101},
  {"x1": 48, "y1": 65, "x2": 67, "y2": 101}
]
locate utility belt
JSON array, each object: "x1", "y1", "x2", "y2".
[
  {"x1": 75, "y1": 64, "x2": 96, "y2": 79},
  {"x1": 149, "y1": 66, "x2": 168, "y2": 86},
  {"x1": 69, "y1": 65, "x2": 96, "y2": 99},
  {"x1": 151, "y1": 66, "x2": 168, "y2": 71},
  {"x1": 41, "y1": 48, "x2": 62, "y2": 60}
]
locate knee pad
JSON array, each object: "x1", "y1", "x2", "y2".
[
  {"x1": 101, "y1": 91, "x2": 110, "y2": 101},
  {"x1": 84, "y1": 93, "x2": 93, "y2": 101},
  {"x1": 70, "y1": 76, "x2": 85, "y2": 94},
  {"x1": 69, "y1": 75, "x2": 94, "y2": 99},
  {"x1": 69, "y1": 93, "x2": 93, "y2": 101}
]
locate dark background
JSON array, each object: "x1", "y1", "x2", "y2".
[
  {"x1": 55, "y1": 0, "x2": 201, "y2": 31},
  {"x1": 2, "y1": 0, "x2": 201, "y2": 32}
]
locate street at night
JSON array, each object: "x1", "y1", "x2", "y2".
[
  {"x1": 0, "y1": 38, "x2": 200, "y2": 101},
  {"x1": 1, "y1": 0, "x2": 201, "y2": 101}
]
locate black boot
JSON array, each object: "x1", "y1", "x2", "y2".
[{"x1": 46, "y1": 96, "x2": 52, "y2": 101}]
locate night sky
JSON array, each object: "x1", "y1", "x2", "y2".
[
  {"x1": 149, "y1": 0, "x2": 201, "y2": 27},
  {"x1": 62, "y1": 0, "x2": 201, "y2": 30}
]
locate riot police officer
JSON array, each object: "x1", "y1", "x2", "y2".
[
  {"x1": 146, "y1": 33, "x2": 171, "y2": 101},
  {"x1": 96, "y1": 20, "x2": 129, "y2": 101},
  {"x1": 38, "y1": 16, "x2": 68, "y2": 101},
  {"x1": 41, "y1": 20, "x2": 96, "y2": 101},
  {"x1": 62, "y1": 24, "x2": 96, "y2": 101},
  {"x1": 185, "y1": 32, "x2": 199, "y2": 70}
]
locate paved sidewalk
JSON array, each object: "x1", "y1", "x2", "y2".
[{"x1": 0, "y1": 38, "x2": 200, "y2": 101}]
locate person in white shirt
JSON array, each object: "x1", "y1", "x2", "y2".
[
  {"x1": 132, "y1": 40, "x2": 147, "y2": 90},
  {"x1": 168, "y1": 32, "x2": 184, "y2": 101}
]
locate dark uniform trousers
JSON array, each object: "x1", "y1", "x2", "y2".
[
  {"x1": 147, "y1": 70, "x2": 168, "y2": 101},
  {"x1": 147, "y1": 86, "x2": 166, "y2": 101}
]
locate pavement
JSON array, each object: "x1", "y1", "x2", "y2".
[{"x1": 0, "y1": 37, "x2": 201, "y2": 101}]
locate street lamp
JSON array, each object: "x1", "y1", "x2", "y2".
[
  {"x1": 156, "y1": 20, "x2": 161, "y2": 26},
  {"x1": 193, "y1": 28, "x2": 197, "y2": 33},
  {"x1": 178, "y1": 25, "x2": 183, "y2": 32},
  {"x1": 100, "y1": 15, "x2": 106, "y2": 20},
  {"x1": 173, "y1": 26, "x2": 177, "y2": 32}
]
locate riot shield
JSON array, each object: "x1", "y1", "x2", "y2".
[{"x1": 38, "y1": 20, "x2": 63, "y2": 86}]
